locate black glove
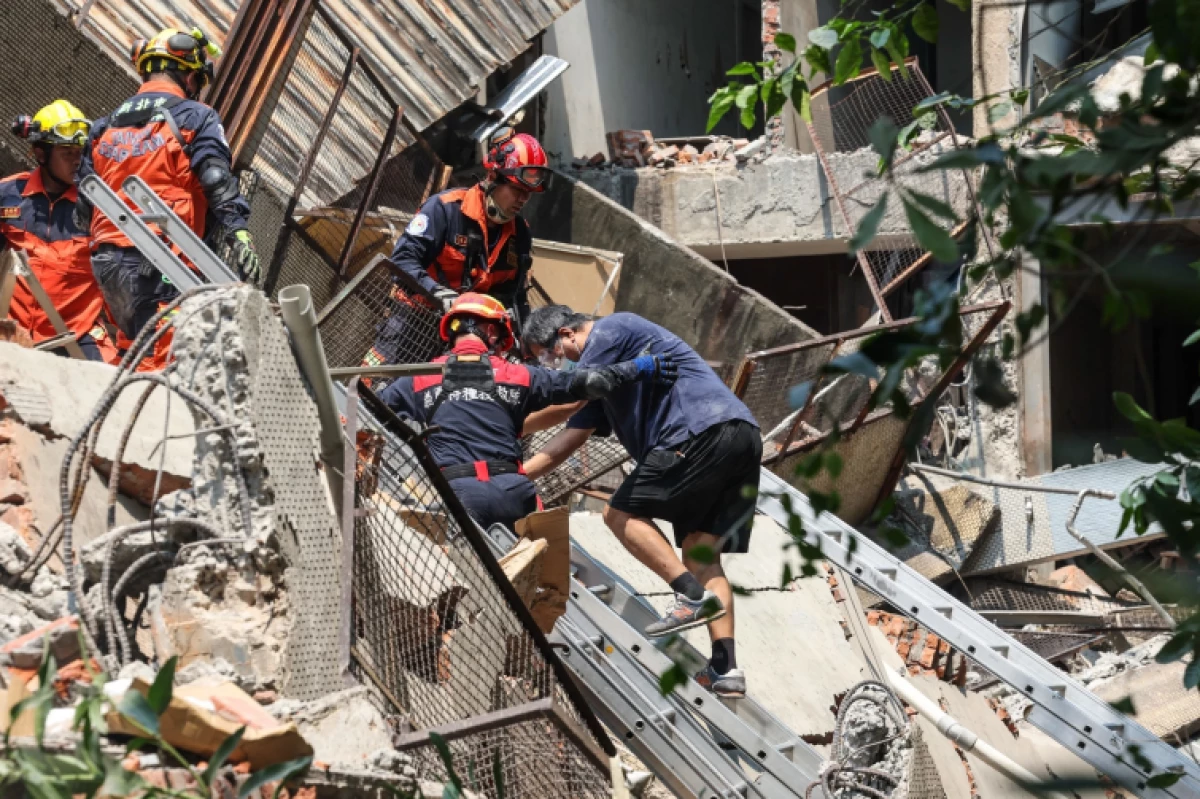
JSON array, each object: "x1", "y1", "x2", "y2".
[
  {"x1": 633, "y1": 352, "x2": 678, "y2": 389},
  {"x1": 230, "y1": 230, "x2": 260, "y2": 284},
  {"x1": 433, "y1": 286, "x2": 457, "y2": 314}
]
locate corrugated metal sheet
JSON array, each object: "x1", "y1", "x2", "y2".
[{"x1": 58, "y1": 0, "x2": 577, "y2": 130}]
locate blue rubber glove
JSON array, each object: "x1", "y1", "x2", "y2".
[{"x1": 633, "y1": 353, "x2": 678, "y2": 387}]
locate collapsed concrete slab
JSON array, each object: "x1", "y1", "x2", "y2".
[{"x1": 524, "y1": 171, "x2": 820, "y2": 375}]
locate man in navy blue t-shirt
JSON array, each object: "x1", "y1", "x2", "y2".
[{"x1": 523, "y1": 305, "x2": 762, "y2": 697}]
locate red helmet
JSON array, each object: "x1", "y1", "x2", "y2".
[
  {"x1": 439, "y1": 292, "x2": 515, "y2": 352},
  {"x1": 484, "y1": 129, "x2": 550, "y2": 193}
]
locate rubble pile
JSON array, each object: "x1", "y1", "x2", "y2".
[
  {"x1": 568, "y1": 129, "x2": 763, "y2": 170},
  {"x1": 0, "y1": 286, "x2": 445, "y2": 795}
]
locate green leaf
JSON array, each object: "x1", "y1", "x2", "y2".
[
  {"x1": 1113, "y1": 391, "x2": 1152, "y2": 423},
  {"x1": 885, "y1": 34, "x2": 909, "y2": 78},
  {"x1": 1184, "y1": 329, "x2": 1200, "y2": 347},
  {"x1": 972, "y1": 358, "x2": 1017, "y2": 408},
  {"x1": 1028, "y1": 84, "x2": 1088, "y2": 120},
  {"x1": 1186, "y1": 657, "x2": 1200, "y2": 691},
  {"x1": 491, "y1": 748, "x2": 505, "y2": 799},
  {"x1": 912, "y1": 3, "x2": 939, "y2": 43},
  {"x1": 428, "y1": 732, "x2": 462, "y2": 790},
  {"x1": 685, "y1": 544, "x2": 716, "y2": 565},
  {"x1": 825, "y1": 453, "x2": 843, "y2": 479},
  {"x1": 804, "y1": 45, "x2": 832, "y2": 76},
  {"x1": 100, "y1": 762, "x2": 144, "y2": 798},
  {"x1": 835, "y1": 37, "x2": 863, "y2": 85},
  {"x1": 808, "y1": 27, "x2": 839, "y2": 49},
  {"x1": 1155, "y1": 632, "x2": 1193, "y2": 664},
  {"x1": 871, "y1": 48, "x2": 892, "y2": 81},
  {"x1": 116, "y1": 691, "x2": 159, "y2": 738},
  {"x1": 797, "y1": 88, "x2": 813, "y2": 122},
  {"x1": 658, "y1": 663, "x2": 687, "y2": 696},
  {"x1": 774, "y1": 32, "x2": 797, "y2": 53},
  {"x1": 727, "y1": 62, "x2": 758, "y2": 77},
  {"x1": 706, "y1": 86, "x2": 737, "y2": 132},
  {"x1": 947, "y1": 0, "x2": 969, "y2": 11},
  {"x1": 740, "y1": 104, "x2": 756, "y2": 131},
  {"x1": 987, "y1": 101, "x2": 1012, "y2": 124},
  {"x1": 902, "y1": 197, "x2": 958, "y2": 262},
  {"x1": 237, "y1": 757, "x2": 313, "y2": 799},
  {"x1": 147, "y1": 656, "x2": 177, "y2": 716},
  {"x1": 204, "y1": 726, "x2": 246, "y2": 785},
  {"x1": 850, "y1": 194, "x2": 889, "y2": 253},
  {"x1": 1109, "y1": 696, "x2": 1136, "y2": 714},
  {"x1": 908, "y1": 191, "x2": 957, "y2": 222},
  {"x1": 1148, "y1": 773, "x2": 1184, "y2": 789},
  {"x1": 734, "y1": 83, "x2": 758, "y2": 110},
  {"x1": 869, "y1": 28, "x2": 891, "y2": 49},
  {"x1": 869, "y1": 117, "x2": 899, "y2": 166}
]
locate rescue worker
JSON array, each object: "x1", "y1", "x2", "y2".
[
  {"x1": 362, "y1": 128, "x2": 548, "y2": 367},
  {"x1": 522, "y1": 305, "x2": 762, "y2": 698},
  {"x1": 378, "y1": 293, "x2": 677, "y2": 531},
  {"x1": 75, "y1": 27, "x2": 257, "y2": 370},
  {"x1": 1, "y1": 100, "x2": 117, "y2": 363}
]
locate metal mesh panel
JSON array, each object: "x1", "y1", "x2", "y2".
[
  {"x1": 522, "y1": 425, "x2": 631, "y2": 507},
  {"x1": 348, "y1": 387, "x2": 612, "y2": 796},
  {"x1": 807, "y1": 59, "x2": 982, "y2": 307},
  {"x1": 958, "y1": 578, "x2": 1139, "y2": 616},
  {"x1": 401, "y1": 717, "x2": 610, "y2": 799},
  {"x1": 316, "y1": 256, "x2": 444, "y2": 373},
  {"x1": 738, "y1": 342, "x2": 839, "y2": 440},
  {"x1": 972, "y1": 632, "x2": 1105, "y2": 690}
]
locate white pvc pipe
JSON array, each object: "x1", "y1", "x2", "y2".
[{"x1": 883, "y1": 667, "x2": 1073, "y2": 799}]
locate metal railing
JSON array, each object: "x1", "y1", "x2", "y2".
[{"x1": 342, "y1": 382, "x2": 614, "y2": 797}]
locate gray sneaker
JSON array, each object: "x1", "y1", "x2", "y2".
[
  {"x1": 695, "y1": 663, "x2": 746, "y2": 698},
  {"x1": 644, "y1": 590, "x2": 726, "y2": 638}
]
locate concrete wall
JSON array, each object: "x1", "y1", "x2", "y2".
[
  {"x1": 541, "y1": 0, "x2": 760, "y2": 162},
  {"x1": 523, "y1": 170, "x2": 819, "y2": 370},
  {"x1": 567, "y1": 137, "x2": 973, "y2": 259},
  {"x1": 0, "y1": 0, "x2": 138, "y2": 176}
]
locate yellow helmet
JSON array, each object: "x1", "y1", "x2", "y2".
[
  {"x1": 130, "y1": 27, "x2": 221, "y2": 86},
  {"x1": 11, "y1": 100, "x2": 91, "y2": 147}
]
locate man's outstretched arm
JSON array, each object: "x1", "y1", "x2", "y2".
[{"x1": 525, "y1": 426, "x2": 594, "y2": 480}]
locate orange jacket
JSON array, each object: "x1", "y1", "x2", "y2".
[
  {"x1": 0, "y1": 168, "x2": 112, "y2": 352},
  {"x1": 391, "y1": 185, "x2": 532, "y2": 301},
  {"x1": 77, "y1": 82, "x2": 249, "y2": 250}
]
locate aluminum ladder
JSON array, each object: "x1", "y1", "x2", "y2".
[{"x1": 88, "y1": 175, "x2": 1200, "y2": 798}]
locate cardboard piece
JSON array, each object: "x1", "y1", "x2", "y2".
[
  {"x1": 515, "y1": 508, "x2": 571, "y2": 633},
  {"x1": 498, "y1": 538, "x2": 547, "y2": 607},
  {"x1": 529, "y1": 240, "x2": 622, "y2": 316},
  {"x1": 106, "y1": 677, "x2": 313, "y2": 768}
]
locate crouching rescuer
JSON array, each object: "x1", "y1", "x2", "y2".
[
  {"x1": 2, "y1": 101, "x2": 117, "y2": 363},
  {"x1": 379, "y1": 293, "x2": 677, "y2": 531},
  {"x1": 75, "y1": 27, "x2": 256, "y2": 370},
  {"x1": 362, "y1": 129, "x2": 547, "y2": 367},
  {"x1": 522, "y1": 305, "x2": 762, "y2": 698}
]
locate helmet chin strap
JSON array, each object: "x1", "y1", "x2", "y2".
[{"x1": 485, "y1": 191, "x2": 515, "y2": 224}]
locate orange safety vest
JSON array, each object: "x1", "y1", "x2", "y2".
[{"x1": 428, "y1": 185, "x2": 521, "y2": 295}]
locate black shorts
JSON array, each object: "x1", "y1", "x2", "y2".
[{"x1": 609, "y1": 420, "x2": 762, "y2": 553}]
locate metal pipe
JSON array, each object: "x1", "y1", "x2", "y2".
[
  {"x1": 328, "y1": 363, "x2": 443, "y2": 379},
  {"x1": 278, "y1": 284, "x2": 346, "y2": 518},
  {"x1": 1066, "y1": 489, "x2": 1176, "y2": 628},
  {"x1": 883, "y1": 667, "x2": 1073, "y2": 799},
  {"x1": 906, "y1": 461, "x2": 1111, "y2": 498}
]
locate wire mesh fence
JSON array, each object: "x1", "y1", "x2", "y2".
[
  {"x1": 315, "y1": 254, "x2": 443, "y2": 375},
  {"x1": 807, "y1": 58, "x2": 986, "y2": 318},
  {"x1": 522, "y1": 425, "x2": 631, "y2": 507},
  {"x1": 346, "y1": 384, "x2": 613, "y2": 797}
]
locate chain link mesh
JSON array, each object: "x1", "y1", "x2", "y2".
[
  {"x1": 349, "y1": 386, "x2": 611, "y2": 796},
  {"x1": 316, "y1": 255, "x2": 444, "y2": 375},
  {"x1": 521, "y1": 425, "x2": 631, "y2": 507},
  {"x1": 807, "y1": 59, "x2": 981, "y2": 303}
]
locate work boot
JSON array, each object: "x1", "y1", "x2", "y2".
[
  {"x1": 644, "y1": 590, "x2": 725, "y2": 637},
  {"x1": 695, "y1": 663, "x2": 747, "y2": 698}
]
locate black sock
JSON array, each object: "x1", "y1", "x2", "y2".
[
  {"x1": 711, "y1": 638, "x2": 736, "y2": 674},
  {"x1": 669, "y1": 572, "x2": 705, "y2": 601}
]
